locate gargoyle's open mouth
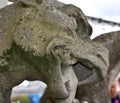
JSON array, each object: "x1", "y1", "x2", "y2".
[{"x1": 73, "y1": 62, "x2": 104, "y2": 85}]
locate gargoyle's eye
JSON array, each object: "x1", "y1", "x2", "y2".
[{"x1": 73, "y1": 62, "x2": 93, "y2": 82}]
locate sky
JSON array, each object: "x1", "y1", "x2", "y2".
[
  {"x1": 0, "y1": 0, "x2": 8, "y2": 8},
  {"x1": 58, "y1": 0, "x2": 120, "y2": 23}
]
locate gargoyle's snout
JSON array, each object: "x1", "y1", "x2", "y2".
[
  {"x1": 45, "y1": 37, "x2": 109, "y2": 99},
  {"x1": 73, "y1": 43, "x2": 109, "y2": 85}
]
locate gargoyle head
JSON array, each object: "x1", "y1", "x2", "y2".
[{"x1": 1, "y1": 0, "x2": 109, "y2": 102}]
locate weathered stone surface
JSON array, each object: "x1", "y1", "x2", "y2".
[
  {"x1": 0, "y1": 0, "x2": 109, "y2": 103},
  {"x1": 94, "y1": 31, "x2": 120, "y2": 87},
  {"x1": 76, "y1": 31, "x2": 120, "y2": 103}
]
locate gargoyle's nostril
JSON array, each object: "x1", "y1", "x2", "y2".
[
  {"x1": 96, "y1": 53, "x2": 106, "y2": 66},
  {"x1": 97, "y1": 54, "x2": 101, "y2": 58},
  {"x1": 97, "y1": 53, "x2": 103, "y2": 60}
]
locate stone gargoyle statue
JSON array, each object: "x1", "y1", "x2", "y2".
[
  {"x1": 76, "y1": 31, "x2": 120, "y2": 103},
  {"x1": 0, "y1": 0, "x2": 109, "y2": 103}
]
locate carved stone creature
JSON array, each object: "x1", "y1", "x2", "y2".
[
  {"x1": 0, "y1": 0, "x2": 109, "y2": 103},
  {"x1": 76, "y1": 31, "x2": 120, "y2": 103}
]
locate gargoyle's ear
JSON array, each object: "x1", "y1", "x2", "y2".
[{"x1": 20, "y1": 0, "x2": 42, "y2": 7}]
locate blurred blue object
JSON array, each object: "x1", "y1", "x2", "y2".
[{"x1": 29, "y1": 93, "x2": 42, "y2": 103}]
